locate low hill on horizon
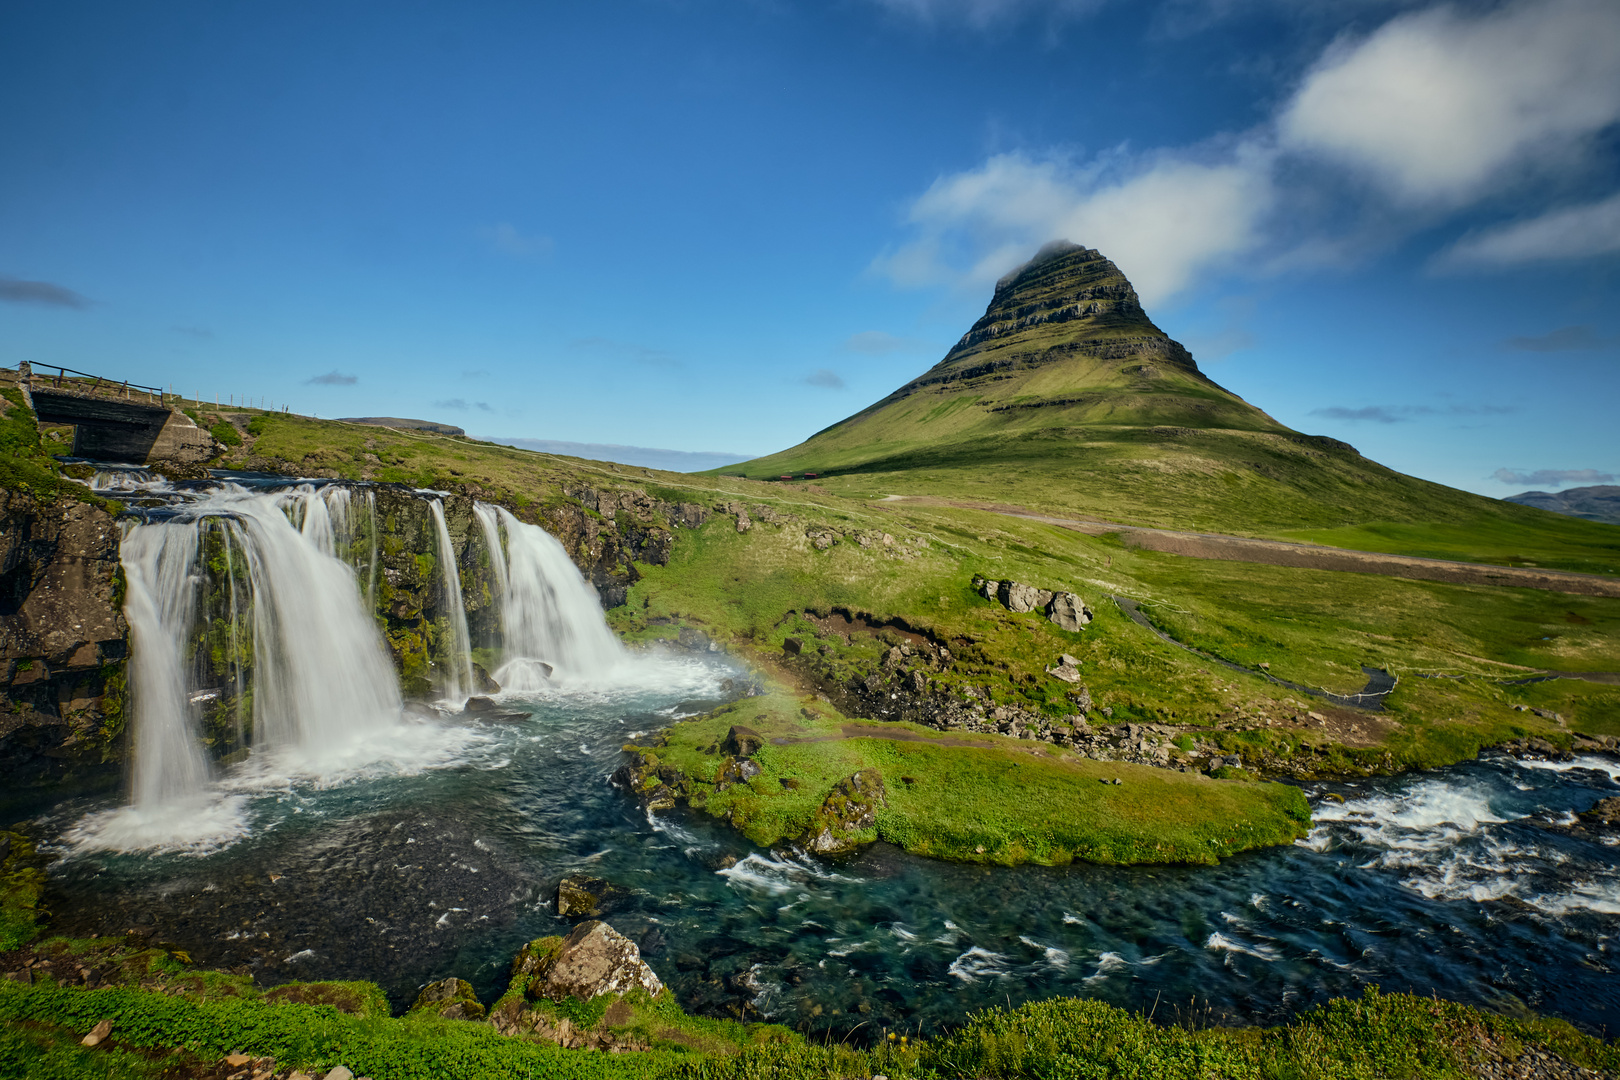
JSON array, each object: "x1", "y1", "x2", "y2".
[
  {"x1": 723, "y1": 242, "x2": 1619, "y2": 573},
  {"x1": 1505, "y1": 485, "x2": 1620, "y2": 526}
]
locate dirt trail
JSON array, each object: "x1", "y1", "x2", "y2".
[{"x1": 880, "y1": 496, "x2": 1620, "y2": 599}]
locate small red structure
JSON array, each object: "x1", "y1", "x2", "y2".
[
  {"x1": 779, "y1": 474, "x2": 793, "y2": 480},
  {"x1": 803, "y1": 472, "x2": 818, "y2": 479}
]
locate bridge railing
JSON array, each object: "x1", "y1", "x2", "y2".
[{"x1": 22, "y1": 363, "x2": 166, "y2": 406}]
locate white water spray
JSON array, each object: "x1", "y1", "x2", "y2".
[
  {"x1": 120, "y1": 522, "x2": 211, "y2": 807},
  {"x1": 429, "y1": 500, "x2": 475, "y2": 702}
]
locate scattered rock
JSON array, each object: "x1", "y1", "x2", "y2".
[
  {"x1": 470, "y1": 663, "x2": 501, "y2": 694},
  {"x1": 1045, "y1": 659, "x2": 1084, "y2": 683},
  {"x1": 556, "y1": 875, "x2": 626, "y2": 918},
  {"x1": 323, "y1": 1068, "x2": 354, "y2": 1080},
  {"x1": 720, "y1": 725, "x2": 764, "y2": 758},
  {"x1": 80, "y1": 1019, "x2": 113, "y2": 1046},
  {"x1": 782, "y1": 637, "x2": 802, "y2": 655},
  {"x1": 1583, "y1": 796, "x2": 1620, "y2": 828},
  {"x1": 1047, "y1": 592, "x2": 1093, "y2": 631},
  {"x1": 410, "y1": 976, "x2": 486, "y2": 1020},
  {"x1": 801, "y1": 768, "x2": 887, "y2": 855},
  {"x1": 525, "y1": 920, "x2": 665, "y2": 1002}
]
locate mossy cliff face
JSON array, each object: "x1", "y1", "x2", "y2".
[
  {"x1": 0, "y1": 472, "x2": 713, "y2": 794},
  {"x1": 0, "y1": 490, "x2": 128, "y2": 805}
]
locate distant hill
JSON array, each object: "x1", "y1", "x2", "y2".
[
  {"x1": 339, "y1": 416, "x2": 465, "y2": 436},
  {"x1": 1505, "y1": 486, "x2": 1620, "y2": 525},
  {"x1": 725, "y1": 242, "x2": 1614, "y2": 552},
  {"x1": 479, "y1": 436, "x2": 758, "y2": 474}
]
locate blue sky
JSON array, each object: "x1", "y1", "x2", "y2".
[{"x1": 2, "y1": 0, "x2": 1617, "y2": 493}]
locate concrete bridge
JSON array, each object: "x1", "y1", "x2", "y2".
[{"x1": 20, "y1": 363, "x2": 216, "y2": 464}]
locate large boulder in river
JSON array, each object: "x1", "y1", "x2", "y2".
[
  {"x1": 524, "y1": 920, "x2": 664, "y2": 1003},
  {"x1": 556, "y1": 875, "x2": 626, "y2": 918}
]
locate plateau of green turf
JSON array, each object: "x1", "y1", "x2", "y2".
[{"x1": 632, "y1": 687, "x2": 1309, "y2": 865}]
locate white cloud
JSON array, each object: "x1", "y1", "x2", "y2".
[
  {"x1": 1278, "y1": 0, "x2": 1620, "y2": 204},
  {"x1": 1440, "y1": 191, "x2": 1620, "y2": 267},
  {"x1": 875, "y1": 0, "x2": 1620, "y2": 303},
  {"x1": 874, "y1": 144, "x2": 1274, "y2": 306}
]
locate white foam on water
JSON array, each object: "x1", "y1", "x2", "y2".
[
  {"x1": 1531, "y1": 880, "x2": 1620, "y2": 917},
  {"x1": 1314, "y1": 775, "x2": 1513, "y2": 855},
  {"x1": 1518, "y1": 756, "x2": 1620, "y2": 783},
  {"x1": 61, "y1": 794, "x2": 253, "y2": 857},
  {"x1": 1083, "y1": 951, "x2": 1131, "y2": 985},
  {"x1": 948, "y1": 946, "x2": 1011, "y2": 982},
  {"x1": 1019, "y1": 935, "x2": 1070, "y2": 969},
  {"x1": 1205, "y1": 932, "x2": 1281, "y2": 962},
  {"x1": 644, "y1": 806, "x2": 703, "y2": 847},
  {"x1": 718, "y1": 852, "x2": 857, "y2": 895}
]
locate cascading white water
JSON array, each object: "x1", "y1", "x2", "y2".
[
  {"x1": 119, "y1": 522, "x2": 212, "y2": 807},
  {"x1": 67, "y1": 482, "x2": 423, "y2": 853},
  {"x1": 475, "y1": 503, "x2": 626, "y2": 689},
  {"x1": 429, "y1": 500, "x2": 475, "y2": 702},
  {"x1": 228, "y1": 492, "x2": 403, "y2": 758}
]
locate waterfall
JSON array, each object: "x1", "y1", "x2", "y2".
[
  {"x1": 120, "y1": 521, "x2": 212, "y2": 806},
  {"x1": 429, "y1": 501, "x2": 475, "y2": 702},
  {"x1": 117, "y1": 486, "x2": 404, "y2": 792},
  {"x1": 475, "y1": 503, "x2": 626, "y2": 689},
  {"x1": 364, "y1": 489, "x2": 379, "y2": 614},
  {"x1": 231, "y1": 491, "x2": 403, "y2": 757}
]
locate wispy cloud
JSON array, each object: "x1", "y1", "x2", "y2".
[
  {"x1": 568, "y1": 336, "x2": 679, "y2": 369},
  {"x1": 1493, "y1": 467, "x2": 1615, "y2": 489},
  {"x1": 1442, "y1": 192, "x2": 1620, "y2": 268},
  {"x1": 872, "y1": 0, "x2": 1620, "y2": 300},
  {"x1": 1311, "y1": 405, "x2": 1409, "y2": 423},
  {"x1": 803, "y1": 369, "x2": 848, "y2": 389},
  {"x1": 461, "y1": 368, "x2": 491, "y2": 379},
  {"x1": 478, "y1": 222, "x2": 553, "y2": 258},
  {"x1": 434, "y1": 398, "x2": 493, "y2": 412},
  {"x1": 1312, "y1": 403, "x2": 1517, "y2": 423},
  {"x1": 305, "y1": 371, "x2": 358, "y2": 386},
  {"x1": 842, "y1": 331, "x2": 931, "y2": 355},
  {"x1": 171, "y1": 325, "x2": 213, "y2": 339},
  {"x1": 0, "y1": 275, "x2": 90, "y2": 309},
  {"x1": 1504, "y1": 325, "x2": 1613, "y2": 352}
]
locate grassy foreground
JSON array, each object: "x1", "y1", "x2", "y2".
[{"x1": 4, "y1": 979, "x2": 1618, "y2": 1080}]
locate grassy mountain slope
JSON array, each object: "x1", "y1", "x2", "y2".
[{"x1": 724, "y1": 243, "x2": 1620, "y2": 572}]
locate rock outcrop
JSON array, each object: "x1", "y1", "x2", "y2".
[
  {"x1": 410, "y1": 977, "x2": 485, "y2": 1020},
  {"x1": 801, "y1": 768, "x2": 886, "y2": 855},
  {"x1": 974, "y1": 576, "x2": 1092, "y2": 631},
  {"x1": 523, "y1": 920, "x2": 664, "y2": 1002},
  {"x1": 555, "y1": 875, "x2": 627, "y2": 918},
  {"x1": 0, "y1": 490, "x2": 127, "y2": 798}
]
